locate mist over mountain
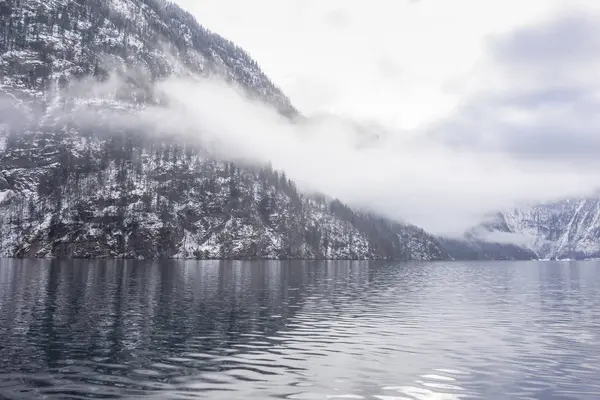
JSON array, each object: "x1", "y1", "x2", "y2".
[
  {"x1": 0, "y1": 0, "x2": 476, "y2": 260},
  {"x1": 4, "y1": 0, "x2": 579, "y2": 261}
]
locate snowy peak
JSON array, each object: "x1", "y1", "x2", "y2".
[{"x1": 474, "y1": 198, "x2": 600, "y2": 260}]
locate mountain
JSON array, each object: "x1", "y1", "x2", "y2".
[
  {"x1": 471, "y1": 198, "x2": 600, "y2": 260},
  {"x1": 0, "y1": 0, "x2": 455, "y2": 260},
  {"x1": 437, "y1": 235, "x2": 538, "y2": 261},
  {"x1": 0, "y1": 0, "x2": 295, "y2": 113}
]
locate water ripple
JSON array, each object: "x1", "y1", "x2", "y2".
[{"x1": 1, "y1": 260, "x2": 600, "y2": 399}]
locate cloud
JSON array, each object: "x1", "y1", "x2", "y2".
[
  {"x1": 430, "y1": 12, "x2": 600, "y2": 165},
  {"x1": 490, "y1": 13, "x2": 600, "y2": 73},
  {"x1": 323, "y1": 8, "x2": 351, "y2": 30},
  {"x1": 472, "y1": 230, "x2": 540, "y2": 248},
  {"x1": 174, "y1": 0, "x2": 565, "y2": 128},
  {"x1": 49, "y1": 3, "x2": 600, "y2": 237},
  {"x1": 53, "y1": 69, "x2": 599, "y2": 237}
]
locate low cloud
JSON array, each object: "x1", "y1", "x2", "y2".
[
  {"x1": 61, "y1": 68, "x2": 600, "y2": 237},
  {"x1": 472, "y1": 230, "x2": 540, "y2": 248},
  {"x1": 5, "y1": 10, "x2": 600, "y2": 237}
]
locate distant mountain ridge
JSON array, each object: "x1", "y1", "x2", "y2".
[{"x1": 472, "y1": 198, "x2": 600, "y2": 260}]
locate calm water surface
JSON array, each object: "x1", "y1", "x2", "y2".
[{"x1": 1, "y1": 260, "x2": 599, "y2": 399}]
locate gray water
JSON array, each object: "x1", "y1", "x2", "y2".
[{"x1": 0, "y1": 260, "x2": 599, "y2": 399}]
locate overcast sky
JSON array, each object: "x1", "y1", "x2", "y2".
[
  {"x1": 164, "y1": 0, "x2": 600, "y2": 235},
  {"x1": 174, "y1": 0, "x2": 594, "y2": 127}
]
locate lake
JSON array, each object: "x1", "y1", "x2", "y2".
[{"x1": 0, "y1": 260, "x2": 599, "y2": 399}]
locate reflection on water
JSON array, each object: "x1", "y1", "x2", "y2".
[{"x1": 1, "y1": 260, "x2": 600, "y2": 399}]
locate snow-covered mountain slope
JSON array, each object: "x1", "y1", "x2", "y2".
[
  {"x1": 0, "y1": 0, "x2": 295, "y2": 115},
  {"x1": 0, "y1": 133, "x2": 447, "y2": 260},
  {"x1": 472, "y1": 198, "x2": 600, "y2": 260},
  {"x1": 0, "y1": 0, "x2": 454, "y2": 260}
]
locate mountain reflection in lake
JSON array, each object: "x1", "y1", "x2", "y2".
[{"x1": 1, "y1": 260, "x2": 600, "y2": 399}]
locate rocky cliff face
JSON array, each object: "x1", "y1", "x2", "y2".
[
  {"x1": 0, "y1": 0, "x2": 455, "y2": 260},
  {"x1": 474, "y1": 198, "x2": 600, "y2": 260}
]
